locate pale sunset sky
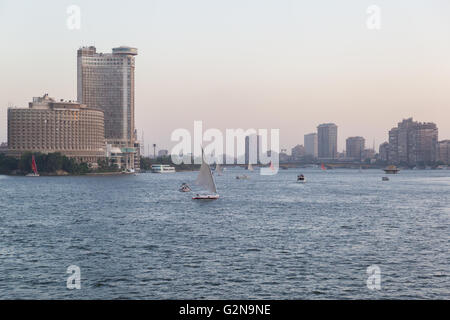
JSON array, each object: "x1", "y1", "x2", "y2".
[{"x1": 1, "y1": 0, "x2": 450, "y2": 154}]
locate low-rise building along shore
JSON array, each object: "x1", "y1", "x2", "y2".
[{"x1": 7, "y1": 94, "x2": 106, "y2": 164}]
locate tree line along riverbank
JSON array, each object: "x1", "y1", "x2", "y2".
[{"x1": 0, "y1": 152, "x2": 120, "y2": 176}]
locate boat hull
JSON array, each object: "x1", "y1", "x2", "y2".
[
  {"x1": 26, "y1": 173, "x2": 40, "y2": 177},
  {"x1": 192, "y1": 195, "x2": 219, "y2": 200}
]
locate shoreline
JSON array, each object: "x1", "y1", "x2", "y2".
[
  {"x1": 2, "y1": 166, "x2": 449, "y2": 177},
  {"x1": 2, "y1": 171, "x2": 125, "y2": 177}
]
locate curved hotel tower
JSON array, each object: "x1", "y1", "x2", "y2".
[{"x1": 77, "y1": 46, "x2": 139, "y2": 170}]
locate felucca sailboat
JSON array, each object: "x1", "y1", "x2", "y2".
[
  {"x1": 192, "y1": 149, "x2": 219, "y2": 200},
  {"x1": 26, "y1": 155, "x2": 40, "y2": 177},
  {"x1": 215, "y1": 163, "x2": 223, "y2": 176}
]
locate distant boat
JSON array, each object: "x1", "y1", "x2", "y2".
[
  {"x1": 297, "y1": 174, "x2": 306, "y2": 183},
  {"x1": 26, "y1": 155, "x2": 40, "y2": 177},
  {"x1": 215, "y1": 163, "x2": 223, "y2": 176},
  {"x1": 383, "y1": 165, "x2": 400, "y2": 174},
  {"x1": 236, "y1": 174, "x2": 249, "y2": 180},
  {"x1": 192, "y1": 149, "x2": 219, "y2": 200},
  {"x1": 321, "y1": 163, "x2": 326, "y2": 171},
  {"x1": 151, "y1": 164, "x2": 176, "y2": 173},
  {"x1": 382, "y1": 177, "x2": 389, "y2": 181},
  {"x1": 179, "y1": 183, "x2": 191, "y2": 192}
]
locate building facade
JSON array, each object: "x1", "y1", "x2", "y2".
[
  {"x1": 437, "y1": 140, "x2": 450, "y2": 165},
  {"x1": 346, "y1": 136, "x2": 365, "y2": 160},
  {"x1": 77, "y1": 46, "x2": 139, "y2": 170},
  {"x1": 387, "y1": 118, "x2": 438, "y2": 166},
  {"x1": 291, "y1": 144, "x2": 306, "y2": 160},
  {"x1": 379, "y1": 142, "x2": 389, "y2": 162},
  {"x1": 0, "y1": 142, "x2": 7, "y2": 154},
  {"x1": 362, "y1": 148, "x2": 376, "y2": 161},
  {"x1": 317, "y1": 123, "x2": 337, "y2": 160},
  {"x1": 304, "y1": 133, "x2": 318, "y2": 158},
  {"x1": 414, "y1": 122, "x2": 439, "y2": 164},
  {"x1": 7, "y1": 94, "x2": 105, "y2": 163},
  {"x1": 158, "y1": 149, "x2": 169, "y2": 157}
]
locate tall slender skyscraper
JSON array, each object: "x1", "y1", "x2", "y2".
[
  {"x1": 77, "y1": 46, "x2": 138, "y2": 169},
  {"x1": 304, "y1": 133, "x2": 318, "y2": 158},
  {"x1": 317, "y1": 123, "x2": 338, "y2": 159}
]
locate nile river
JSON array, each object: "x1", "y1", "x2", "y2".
[{"x1": 0, "y1": 168, "x2": 449, "y2": 299}]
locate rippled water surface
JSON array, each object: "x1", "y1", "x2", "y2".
[{"x1": 0, "y1": 168, "x2": 449, "y2": 299}]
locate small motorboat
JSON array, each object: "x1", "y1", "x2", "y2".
[
  {"x1": 297, "y1": 174, "x2": 306, "y2": 183},
  {"x1": 179, "y1": 183, "x2": 191, "y2": 192},
  {"x1": 236, "y1": 174, "x2": 249, "y2": 180},
  {"x1": 382, "y1": 177, "x2": 389, "y2": 181}
]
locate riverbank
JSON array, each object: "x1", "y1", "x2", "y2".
[{"x1": 3, "y1": 170, "x2": 124, "y2": 176}]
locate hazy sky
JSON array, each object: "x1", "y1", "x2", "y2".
[{"x1": 1, "y1": 0, "x2": 450, "y2": 154}]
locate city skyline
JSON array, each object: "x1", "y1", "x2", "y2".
[{"x1": 2, "y1": 1, "x2": 450, "y2": 152}]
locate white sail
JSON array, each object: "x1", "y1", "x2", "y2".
[
  {"x1": 248, "y1": 163, "x2": 253, "y2": 171},
  {"x1": 215, "y1": 163, "x2": 223, "y2": 175},
  {"x1": 195, "y1": 150, "x2": 217, "y2": 194}
]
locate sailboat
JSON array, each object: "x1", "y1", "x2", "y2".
[
  {"x1": 215, "y1": 163, "x2": 223, "y2": 176},
  {"x1": 26, "y1": 155, "x2": 40, "y2": 177},
  {"x1": 321, "y1": 163, "x2": 326, "y2": 171},
  {"x1": 192, "y1": 149, "x2": 219, "y2": 200},
  {"x1": 237, "y1": 162, "x2": 253, "y2": 179}
]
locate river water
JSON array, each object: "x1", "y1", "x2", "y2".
[{"x1": 0, "y1": 168, "x2": 449, "y2": 299}]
